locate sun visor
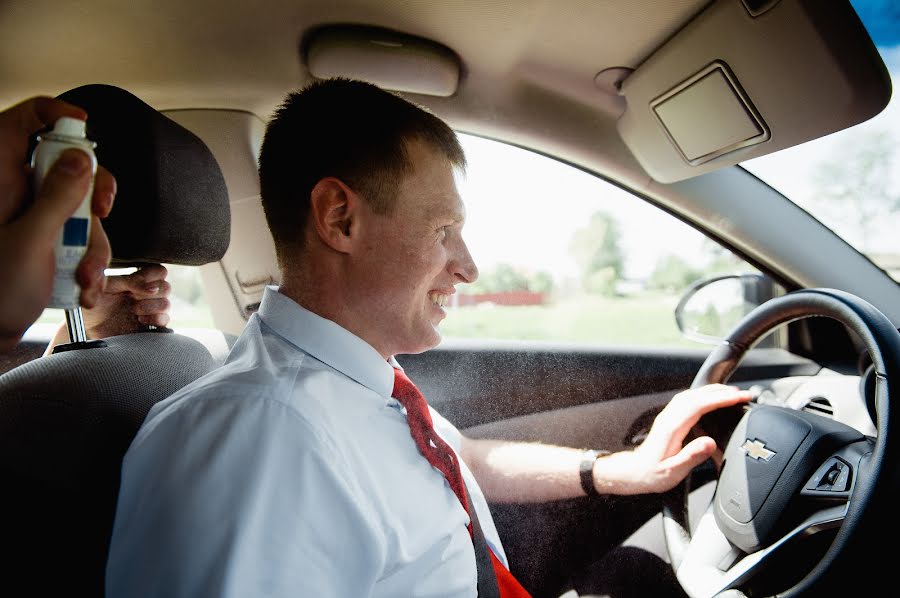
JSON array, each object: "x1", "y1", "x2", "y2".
[
  {"x1": 617, "y1": 0, "x2": 891, "y2": 183},
  {"x1": 303, "y1": 25, "x2": 461, "y2": 97}
]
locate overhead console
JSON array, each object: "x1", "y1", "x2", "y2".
[
  {"x1": 617, "y1": 0, "x2": 891, "y2": 183},
  {"x1": 303, "y1": 25, "x2": 461, "y2": 97}
]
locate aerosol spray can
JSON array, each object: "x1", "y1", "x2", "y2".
[{"x1": 31, "y1": 117, "x2": 98, "y2": 309}]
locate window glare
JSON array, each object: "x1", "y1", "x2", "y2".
[{"x1": 445, "y1": 133, "x2": 762, "y2": 347}]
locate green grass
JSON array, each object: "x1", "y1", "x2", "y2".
[
  {"x1": 34, "y1": 291, "x2": 704, "y2": 348},
  {"x1": 441, "y1": 293, "x2": 704, "y2": 348}
]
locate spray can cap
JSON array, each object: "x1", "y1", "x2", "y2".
[{"x1": 52, "y1": 116, "x2": 87, "y2": 139}]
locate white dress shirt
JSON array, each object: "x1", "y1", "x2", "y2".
[{"x1": 106, "y1": 286, "x2": 507, "y2": 598}]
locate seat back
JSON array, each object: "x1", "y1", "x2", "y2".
[{"x1": 0, "y1": 84, "x2": 232, "y2": 595}]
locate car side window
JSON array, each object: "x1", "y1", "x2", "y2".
[{"x1": 447, "y1": 133, "x2": 782, "y2": 348}]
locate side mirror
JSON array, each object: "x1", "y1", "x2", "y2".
[{"x1": 674, "y1": 273, "x2": 781, "y2": 344}]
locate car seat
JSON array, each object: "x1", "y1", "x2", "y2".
[{"x1": 0, "y1": 84, "x2": 232, "y2": 596}]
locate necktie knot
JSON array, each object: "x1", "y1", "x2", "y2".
[{"x1": 392, "y1": 368, "x2": 434, "y2": 426}]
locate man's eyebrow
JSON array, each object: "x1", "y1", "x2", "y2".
[
  {"x1": 427, "y1": 205, "x2": 465, "y2": 224},
  {"x1": 443, "y1": 214, "x2": 466, "y2": 228}
]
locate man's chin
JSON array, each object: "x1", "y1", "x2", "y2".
[
  {"x1": 401, "y1": 327, "x2": 442, "y2": 355},
  {"x1": 416, "y1": 325, "x2": 441, "y2": 353},
  {"x1": 422, "y1": 327, "x2": 443, "y2": 351}
]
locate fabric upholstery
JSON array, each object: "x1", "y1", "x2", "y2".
[
  {"x1": 57, "y1": 83, "x2": 231, "y2": 266},
  {"x1": 0, "y1": 332, "x2": 233, "y2": 595}
]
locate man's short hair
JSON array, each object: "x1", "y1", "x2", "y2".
[{"x1": 258, "y1": 78, "x2": 466, "y2": 264}]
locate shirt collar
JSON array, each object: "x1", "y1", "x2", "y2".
[{"x1": 257, "y1": 286, "x2": 396, "y2": 401}]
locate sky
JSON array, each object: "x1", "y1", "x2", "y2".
[{"x1": 743, "y1": 3, "x2": 900, "y2": 260}]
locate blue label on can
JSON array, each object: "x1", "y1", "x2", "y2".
[{"x1": 62, "y1": 218, "x2": 89, "y2": 246}]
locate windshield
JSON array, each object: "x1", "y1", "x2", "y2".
[{"x1": 741, "y1": 0, "x2": 900, "y2": 283}]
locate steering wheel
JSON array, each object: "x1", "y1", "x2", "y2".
[{"x1": 662, "y1": 288, "x2": 900, "y2": 597}]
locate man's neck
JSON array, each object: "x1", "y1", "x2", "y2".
[{"x1": 277, "y1": 275, "x2": 393, "y2": 361}]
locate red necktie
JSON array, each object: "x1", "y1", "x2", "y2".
[{"x1": 392, "y1": 368, "x2": 531, "y2": 598}]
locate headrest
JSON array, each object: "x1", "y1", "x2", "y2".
[{"x1": 56, "y1": 84, "x2": 230, "y2": 266}]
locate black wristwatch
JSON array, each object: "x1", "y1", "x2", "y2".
[{"x1": 579, "y1": 449, "x2": 611, "y2": 497}]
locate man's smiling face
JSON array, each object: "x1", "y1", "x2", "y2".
[{"x1": 352, "y1": 138, "x2": 478, "y2": 357}]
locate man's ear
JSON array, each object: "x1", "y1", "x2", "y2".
[{"x1": 308, "y1": 177, "x2": 358, "y2": 253}]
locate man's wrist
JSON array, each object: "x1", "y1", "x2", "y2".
[{"x1": 579, "y1": 448, "x2": 611, "y2": 497}]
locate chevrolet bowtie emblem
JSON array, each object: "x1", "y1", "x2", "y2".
[{"x1": 740, "y1": 439, "x2": 776, "y2": 461}]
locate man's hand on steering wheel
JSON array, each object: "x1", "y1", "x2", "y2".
[
  {"x1": 594, "y1": 384, "x2": 753, "y2": 495},
  {"x1": 593, "y1": 385, "x2": 753, "y2": 496}
]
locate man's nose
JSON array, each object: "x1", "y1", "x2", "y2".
[{"x1": 450, "y1": 238, "x2": 478, "y2": 284}]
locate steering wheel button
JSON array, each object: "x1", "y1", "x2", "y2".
[
  {"x1": 834, "y1": 464, "x2": 851, "y2": 491},
  {"x1": 804, "y1": 457, "x2": 851, "y2": 492}
]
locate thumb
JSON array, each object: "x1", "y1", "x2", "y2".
[
  {"x1": 662, "y1": 436, "x2": 717, "y2": 479},
  {"x1": 19, "y1": 148, "x2": 93, "y2": 240}
]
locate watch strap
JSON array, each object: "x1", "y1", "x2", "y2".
[{"x1": 580, "y1": 449, "x2": 611, "y2": 497}]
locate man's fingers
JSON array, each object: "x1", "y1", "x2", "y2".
[
  {"x1": 662, "y1": 436, "x2": 716, "y2": 475},
  {"x1": 138, "y1": 312, "x2": 170, "y2": 328},
  {"x1": 671, "y1": 385, "x2": 752, "y2": 417},
  {"x1": 8, "y1": 96, "x2": 87, "y2": 138},
  {"x1": 0, "y1": 97, "x2": 87, "y2": 221},
  {"x1": 132, "y1": 297, "x2": 170, "y2": 317},
  {"x1": 76, "y1": 216, "x2": 111, "y2": 308},
  {"x1": 130, "y1": 264, "x2": 169, "y2": 287},
  {"x1": 694, "y1": 387, "x2": 753, "y2": 414},
  {"x1": 103, "y1": 273, "x2": 133, "y2": 295},
  {"x1": 106, "y1": 267, "x2": 170, "y2": 298},
  {"x1": 92, "y1": 165, "x2": 116, "y2": 218},
  {"x1": 19, "y1": 148, "x2": 94, "y2": 240},
  {"x1": 646, "y1": 386, "x2": 752, "y2": 459},
  {"x1": 128, "y1": 278, "x2": 171, "y2": 300},
  {"x1": 144, "y1": 279, "x2": 171, "y2": 299}
]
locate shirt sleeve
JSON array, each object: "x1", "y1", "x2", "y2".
[{"x1": 106, "y1": 386, "x2": 386, "y2": 598}]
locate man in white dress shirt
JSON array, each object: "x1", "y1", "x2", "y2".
[{"x1": 106, "y1": 78, "x2": 751, "y2": 597}]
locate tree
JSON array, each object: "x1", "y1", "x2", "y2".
[
  {"x1": 569, "y1": 211, "x2": 624, "y2": 296},
  {"x1": 697, "y1": 239, "x2": 747, "y2": 277},
  {"x1": 491, "y1": 263, "x2": 530, "y2": 292},
  {"x1": 530, "y1": 271, "x2": 554, "y2": 294},
  {"x1": 465, "y1": 263, "x2": 554, "y2": 294},
  {"x1": 648, "y1": 254, "x2": 702, "y2": 292},
  {"x1": 812, "y1": 130, "x2": 900, "y2": 249}
]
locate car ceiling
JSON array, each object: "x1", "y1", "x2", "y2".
[
  {"x1": 0, "y1": 0, "x2": 728, "y2": 208},
  {"x1": 0, "y1": 0, "x2": 707, "y2": 116}
]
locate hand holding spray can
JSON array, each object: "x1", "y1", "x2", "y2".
[{"x1": 30, "y1": 117, "x2": 98, "y2": 309}]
